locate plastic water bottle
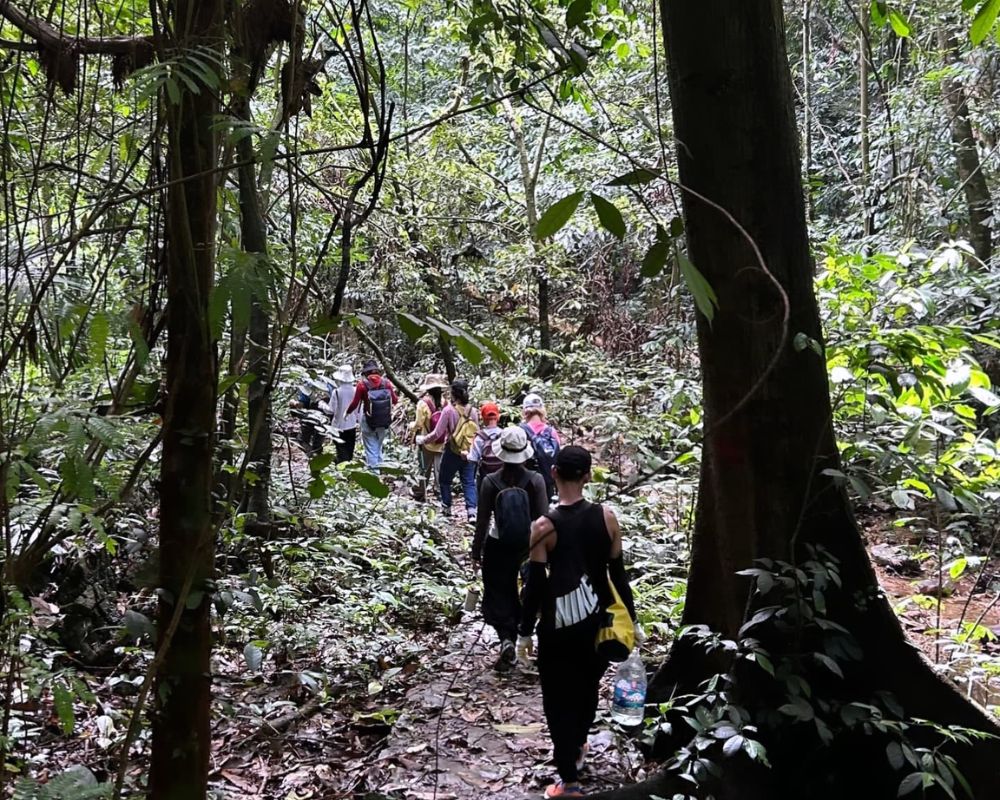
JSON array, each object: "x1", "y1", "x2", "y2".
[{"x1": 610, "y1": 649, "x2": 646, "y2": 726}]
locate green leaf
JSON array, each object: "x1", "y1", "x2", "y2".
[
  {"x1": 52, "y1": 683, "x2": 75, "y2": 734},
  {"x1": 640, "y1": 239, "x2": 669, "y2": 278},
  {"x1": 123, "y1": 610, "x2": 155, "y2": 640},
  {"x1": 971, "y1": 0, "x2": 1000, "y2": 44},
  {"x1": 349, "y1": 470, "x2": 391, "y2": 498},
  {"x1": 307, "y1": 477, "x2": 326, "y2": 499},
  {"x1": 886, "y1": 741, "x2": 905, "y2": 771},
  {"x1": 453, "y1": 332, "x2": 485, "y2": 365},
  {"x1": 398, "y1": 312, "x2": 429, "y2": 341},
  {"x1": 898, "y1": 772, "x2": 922, "y2": 796},
  {"x1": 949, "y1": 557, "x2": 968, "y2": 581},
  {"x1": 888, "y1": 10, "x2": 911, "y2": 36},
  {"x1": 871, "y1": 1, "x2": 888, "y2": 27},
  {"x1": 566, "y1": 0, "x2": 590, "y2": 28},
  {"x1": 310, "y1": 452, "x2": 335, "y2": 473},
  {"x1": 607, "y1": 168, "x2": 661, "y2": 186},
  {"x1": 534, "y1": 191, "x2": 584, "y2": 240},
  {"x1": 90, "y1": 311, "x2": 109, "y2": 363},
  {"x1": 678, "y1": 253, "x2": 719, "y2": 322},
  {"x1": 591, "y1": 194, "x2": 626, "y2": 239},
  {"x1": 470, "y1": 332, "x2": 512, "y2": 365}
]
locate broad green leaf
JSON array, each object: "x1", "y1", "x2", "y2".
[
  {"x1": 469, "y1": 331, "x2": 512, "y2": 364},
  {"x1": 607, "y1": 168, "x2": 661, "y2": 186},
  {"x1": 453, "y1": 332, "x2": 486, "y2": 365},
  {"x1": 52, "y1": 683, "x2": 75, "y2": 734},
  {"x1": 310, "y1": 452, "x2": 335, "y2": 473},
  {"x1": 640, "y1": 239, "x2": 669, "y2": 278},
  {"x1": 678, "y1": 253, "x2": 719, "y2": 322},
  {"x1": 349, "y1": 470, "x2": 391, "y2": 498},
  {"x1": 897, "y1": 772, "x2": 922, "y2": 796},
  {"x1": 90, "y1": 311, "x2": 109, "y2": 363},
  {"x1": 534, "y1": 191, "x2": 584, "y2": 240},
  {"x1": 888, "y1": 10, "x2": 910, "y2": 36},
  {"x1": 971, "y1": 0, "x2": 1000, "y2": 44},
  {"x1": 591, "y1": 194, "x2": 625, "y2": 239},
  {"x1": 871, "y1": 1, "x2": 888, "y2": 27},
  {"x1": 566, "y1": 0, "x2": 590, "y2": 29},
  {"x1": 398, "y1": 312, "x2": 429, "y2": 341}
]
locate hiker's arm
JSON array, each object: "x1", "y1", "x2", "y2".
[
  {"x1": 528, "y1": 473, "x2": 548, "y2": 519},
  {"x1": 345, "y1": 383, "x2": 364, "y2": 415},
  {"x1": 472, "y1": 478, "x2": 495, "y2": 562},
  {"x1": 388, "y1": 383, "x2": 399, "y2": 404},
  {"x1": 520, "y1": 518, "x2": 553, "y2": 636},
  {"x1": 604, "y1": 507, "x2": 636, "y2": 622}
]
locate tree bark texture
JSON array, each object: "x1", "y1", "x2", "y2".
[
  {"x1": 151, "y1": 1, "x2": 223, "y2": 797},
  {"x1": 615, "y1": 1, "x2": 1000, "y2": 797},
  {"x1": 938, "y1": 29, "x2": 994, "y2": 264}
]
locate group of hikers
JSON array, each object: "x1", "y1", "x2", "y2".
[{"x1": 292, "y1": 361, "x2": 639, "y2": 798}]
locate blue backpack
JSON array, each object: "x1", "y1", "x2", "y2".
[
  {"x1": 365, "y1": 379, "x2": 393, "y2": 429},
  {"x1": 521, "y1": 423, "x2": 559, "y2": 498}
]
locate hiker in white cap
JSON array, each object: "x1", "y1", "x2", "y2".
[
  {"x1": 324, "y1": 363, "x2": 360, "y2": 463},
  {"x1": 472, "y1": 426, "x2": 548, "y2": 671},
  {"x1": 520, "y1": 392, "x2": 562, "y2": 500}
]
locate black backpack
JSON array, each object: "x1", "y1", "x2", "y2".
[
  {"x1": 521, "y1": 423, "x2": 559, "y2": 498},
  {"x1": 489, "y1": 472, "x2": 533, "y2": 552},
  {"x1": 365, "y1": 379, "x2": 392, "y2": 429}
]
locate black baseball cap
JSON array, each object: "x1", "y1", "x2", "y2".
[{"x1": 555, "y1": 445, "x2": 592, "y2": 481}]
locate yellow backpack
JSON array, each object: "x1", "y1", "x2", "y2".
[{"x1": 449, "y1": 405, "x2": 479, "y2": 456}]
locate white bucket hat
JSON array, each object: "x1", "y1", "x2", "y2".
[
  {"x1": 333, "y1": 364, "x2": 355, "y2": 384},
  {"x1": 491, "y1": 425, "x2": 535, "y2": 464}
]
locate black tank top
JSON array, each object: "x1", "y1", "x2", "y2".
[{"x1": 541, "y1": 500, "x2": 613, "y2": 633}]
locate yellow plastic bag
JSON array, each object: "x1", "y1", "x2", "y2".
[{"x1": 595, "y1": 577, "x2": 634, "y2": 662}]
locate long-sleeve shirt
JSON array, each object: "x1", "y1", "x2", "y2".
[
  {"x1": 325, "y1": 382, "x2": 360, "y2": 431},
  {"x1": 473, "y1": 466, "x2": 548, "y2": 562},
  {"x1": 345, "y1": 375, "x2": 398, "y2": 416},
  {"x1": 423, "y1": 402, "x2": 478, "y2": 445}
]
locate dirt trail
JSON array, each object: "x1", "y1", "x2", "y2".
[{"x1": 361, "y1": 509, "x2": 645, "y2": 799}]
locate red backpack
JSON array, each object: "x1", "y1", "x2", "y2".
[{"x1": 423, "y1": 396, "x2": 442, "y2": 432}]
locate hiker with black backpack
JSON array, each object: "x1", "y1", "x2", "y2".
[
  {"x1": 415, "y1": 379, "x2": 479, "y2": 522},
  {"x1": 520, "y1": 392, "x2": 561, "y2": 501},
  {"x1": 345, "y1": 359, "x2": 398, "y2": 472},
  {"x1": 472, "y1": 426, "x2": 548, "y2": 671},
  {"x1": 468, "y1": 401, "x2": 504, "y2": 486},
  {"x1": 518, "y1": 445, "x2": 637, "y2": 798}
]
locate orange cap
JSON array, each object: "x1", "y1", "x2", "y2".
[{"x1": 480, "y1": 402, "x2": 500, "y2": 421}]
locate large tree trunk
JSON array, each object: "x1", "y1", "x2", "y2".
[
  {"x1": 938, "y1": 28, "x2": 994, "y2": 264},
  {"x1": 592, "y1": 2, "x2": 1000, "y2": 798},
  {"x1": 151, "y1": 1, "x2": 223, "y2": 797}
]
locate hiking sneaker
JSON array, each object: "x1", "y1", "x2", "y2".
[
  {"x1": 467, "y1": 512, "x2": 476, "y2": 524},
  {"x1": 575, "y1": 742, "x2": 590, "y2": 774},
  {"x1": 439, "y1": 503, "x2": 452, "y2": 518},
  {"x1": 495, "y1": 639, "x2": 516, "y2": 671},
  {"x1": 544, "y1": 782, "x2": 584, "y2": 798}
]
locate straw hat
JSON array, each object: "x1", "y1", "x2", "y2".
[
  {"x1": 418, "y1": 373, "x2": 449, "y2": 393},
  {"x1": 491, "y1": 426, "x2": 535, "y2": 464},
  {"x1": 333, "y1": 364, "x2": 355, "y2": 384}
]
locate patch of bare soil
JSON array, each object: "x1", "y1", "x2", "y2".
[{"x1": 860, "y1": 513, "x2": 1000, "y2": 711}]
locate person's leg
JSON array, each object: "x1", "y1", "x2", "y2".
[
  {"x1": 438, "y1": 448, "x2": 458, "y2": 511},
  {"x1": 538, "y1": 636, "x2": 583, "y2": 786},
  {"x1": 339, "y1": 428, "x2": 357, "y2": 463},
  {"x1": 460, "y1": 458, "x2": 477, "y2": 520},
  {"x1": 413, "y1": 447, "x2": 428, "y2": 501},
  {"x1": 431, "y1": 451, "x2": 442, "y2": 497},
  {"x1": 572, "y1": 648, "x2": 609, "y2": 759}
]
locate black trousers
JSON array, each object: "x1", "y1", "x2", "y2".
[
  {"x1": 481, "y1": 538, "x2": 523, "y2": 643},
  {"x1": 334, "y1": 428, "x2": 357, "y2": 463},
  {"x1": 537, "y1": 624, "x2": 608, "y2": 783}
]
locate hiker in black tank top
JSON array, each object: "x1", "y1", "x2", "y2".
[{"x1": 517, "y1": 446, "x2": 636, "y2": 799}]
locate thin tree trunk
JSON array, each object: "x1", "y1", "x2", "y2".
[
  {"x1": 438, "y1": 330, "x2": 457, "y2": 383},
  {"x1": 859, "y1": 0, "x2": 872, "y2": 235},
  {"x1": 150, "y1": 1, "x2": 223, "y2": 796},
  {"x1": 938, "y1": 28, "x2": 994, "y2": 264},
  {"x1": 802, "y1": 0, "x2": 814, "y2": 221},
  {"x1": 236, "y1": 112, "x2": 273, "y2": 527}
]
